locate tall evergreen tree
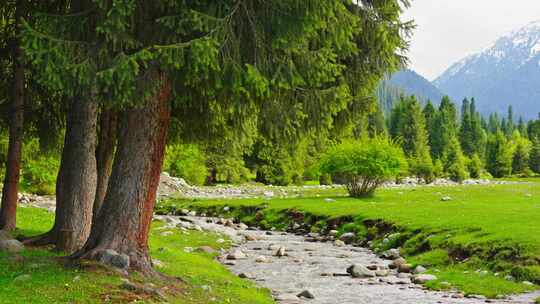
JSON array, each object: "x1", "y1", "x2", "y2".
[
  {"x1": 389, "y1": 95, "x2": 433, "y2": 182},
  {"x1": 529, "y1": 137, "x2": 540, "y2": 174},
  {"x1": 423, "y1": 100, "x2": 437, "y2": 149},
  {"x1": 486, "y1": 131, "x2": 513, "y2": 178},
  {"x1": 459, "y1": 98, "x2": 475, "y2": 156},
  {"x1": 431, "y1": 96, "x2": 458, "y2": 159}
]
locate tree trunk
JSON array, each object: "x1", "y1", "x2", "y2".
[
  {"x1": 93, "y1": 109, "x2": 117, "y2": 220},
  {"x1": 53, "y1": 97, "x2": 98, "y2": 252},
  {"x1": 25, "y1": 97, "x2": 98, "y2": 252},
  {"x1": 0, "y1": 3, "x2": 25, "y2": 231},
  {"x1": 73, "y1": 72, "x2": 171, "y2": 275}
]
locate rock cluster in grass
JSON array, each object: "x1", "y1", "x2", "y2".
[{"x1": 0, "y1": 230, "x2": 24, "y2": 254}]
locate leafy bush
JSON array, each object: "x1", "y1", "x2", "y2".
[
  {"x1": 486, "y1": 131, "x2": 513, "y2": 178},
  {"x1": 443, "y1": 137, "x2": 468, "y2": 182},
  {"x1": 21, "y1": 155, "x2": 59, "y2": 195},
  {"x1": 409, "y1": 155, "x2": 435, "y2": 184},
  {"x1": 467, "y1": 154, "x2": 483, "y2": 179},
  {"x1": 320, "y1": 137, "x2": 407, "y2": 198},
  {"x1": 318, "y1": 173, "x2": 332, "y2": 185},
  {"x1": 163, "y1": 144, "x2": 208, "y2": 186}
]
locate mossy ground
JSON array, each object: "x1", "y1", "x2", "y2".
[
  {"x1": 163, "y1": 181, "x2": 540, "y2": 298},
  {"x1": 0, "y1": 207, "x2": 273, "y2": 304}
]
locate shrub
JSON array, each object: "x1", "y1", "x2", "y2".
[
  {"x1": 320, "y1": 137, "x2": 407, "y2": 198},
  {"x1": 409, "y1": 155, "x2": 435, "y2": 184},
  {"x1": 467, "y1": 154, "x2": 483, "y2": 179},
  {"x1": 163, "y1": 144, "x2": 208, "y2": 186},
  {"x1": 318, "y1": 173, "x2": 332, "y2": 185},
  {"x1": 443, "y1": 137, "x2": 468, "y2": 182},
  {"x1": 486, "y1": 131, "x2": 513, "y2": 178},
  {"x1": 21, "y1": 155, "x2": 59, "y2": 195}
]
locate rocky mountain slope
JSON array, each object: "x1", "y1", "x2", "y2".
[{"x1": 435, "y1": 21, "x2": 540, "y2": 119}]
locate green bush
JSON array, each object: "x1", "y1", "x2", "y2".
[
  {"x1": 21, "y1": 155, "x2": 59, "y2": 195},
  {"x1": 320, "y1": 137, "x2": 407, "y2": 198},
  {"x1": 443, "y1": 138, "x2": 468, "y2": 182},
  {"x1": 467, "y1": 154, "x2": 483, "y2": 179},
  {"x1": 163, "y1": 144, "x2": 208, "y2": 186},
  {"x1": 318, "y1": 173, "x2": 332, "y2": 185},
  {"x1": 409, "y1": 155, "x2": 435, "y2": 184}
]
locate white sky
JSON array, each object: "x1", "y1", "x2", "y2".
[{"x1": 403, "y1": 0, "x2": 540, "y2": 80}]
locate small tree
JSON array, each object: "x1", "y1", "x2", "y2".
[
  {"x1": 467, "y1": 154, "x2": 483, "y2": 179},
  {"x1": 486, "y1": 131, "x2": 513, "y2": 178},
  {"x1": 529, "y1": 138, "x2": 540, "y2": 174},
  {"x1": 320, "y1": 137, "x2": 406, "y2": 198}
]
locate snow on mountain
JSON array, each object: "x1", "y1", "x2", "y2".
[{"x1": 434, "y1": 20, "x2": 540, "y2": 119}]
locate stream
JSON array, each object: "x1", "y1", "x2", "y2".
[{"x1": 158, "y1": 215, "x2": 540, "y2": 304}]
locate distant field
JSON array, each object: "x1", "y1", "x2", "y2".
[{"x1": 167, "y1": 181, "x2": 540, "y2": 297}]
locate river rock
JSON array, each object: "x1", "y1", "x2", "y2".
[
  {"x1": 398, "y1": 263, "x2": 413, "y2": 273},
  {"x1": 381, "y1": 248, "x2": 401, "y2": 260},
  {"x1": 339, "y1": 232, "x2": 356, "y2": 244},
  {"x1": 227, "y1": 249, "x2": 247, "y2": 260},
  {"x1": 390, "y1": 257, "x2": 406, "y2": 269},
  {"x1": 255, "y1": 256, "x2": 267, "y2": 263},
  {"x1": 347, "y1": 264, "x2": 376, "y2": 278},
  {"x1": 412, "y1": 274, "x2": 438, "y2": 284},
  {"x1": 297, "y1": 290, "x2": 315, "y2": 299},
  {"x1": 0, "y1": 239, "x2": 24, "y2": 254},
  {"x1": 274, "y1": 247, "x2": 287, "y2": 257},
  {"x1": 334, "y1": 240, "x2": 345, "y2": 247},
  {"x1": 197, "y1": 246, "x2": 216, "y2": 254},
  {"x1": 413, "y1": 265, "x2": 427, "y2": 274}
]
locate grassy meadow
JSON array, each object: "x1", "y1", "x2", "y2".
[{"x1": 0, "y1": 207, "x2": 273, "y2": 304}]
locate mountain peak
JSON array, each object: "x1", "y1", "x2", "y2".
[{"x1": 434, "y1": 21, "x2": 540, "y2": 119}]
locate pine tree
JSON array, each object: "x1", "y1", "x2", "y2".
[
  {"x1": 486, "y1": 131, "x2": 513, "y2": 178},
  {"x1": 423, "y1": 100, "x2": 437, "y2": 149},
  {"x1": 394, "y1": 96, "x2": 434, "y2": 182},
  {"x1": 506, "y1": 105, "x2": 515, "y2": 136},
  {"x1": 529, "y1": 138, "x2": 540, "y2": 174},
  {"x1": 459, "y1": 98, "x2": 475, "y2": 156},
  {"x1": 518, "y1": 117, "x2": 527, "y2": 138},
  {"x1": 431, "y1": 96, "x2": 458, "y2": 159},
  {"x1": 512, "y1": 134, "x2": 531, "y2": 175},
  {"x1": 469, "y1": 98, "x2": 487, "y2": 158}
]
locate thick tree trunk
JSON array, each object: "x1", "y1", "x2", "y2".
[
  {"x1": 73, "y1": 72, "x2": 171, "y2": 275},
  {"x1": 53, "y1": 97, "x2": 98, "y2": 252},
  {"x1": 93, "y1": 109, "x2": 117, "y2": 219},
  {"x1": 25, "y1": 97, "x2": 98, "y2": 252},
  {"x1": 0, "y1": 3, "x2": 25, "y2": 231}
]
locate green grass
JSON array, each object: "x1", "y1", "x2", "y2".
[
  {"x1": 0, "y1": 207, "x2": 273, "y2": 304},
  {"x1": 164, "y1": 182, "x2": 540, "y2": 297}
]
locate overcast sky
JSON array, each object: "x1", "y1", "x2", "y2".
[{"x1": 403, "y1": 0, "x2": 540, "y2": 80}]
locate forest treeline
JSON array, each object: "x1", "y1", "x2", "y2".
[{"x1": 0, "y1": 0, "x2": 412, "y2": 274}]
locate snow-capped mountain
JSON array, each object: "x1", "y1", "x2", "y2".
[{"x1": 434, "y1": 20, "x2": 540, "y2": 120}]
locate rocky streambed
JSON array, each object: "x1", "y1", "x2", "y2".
[{"x1": 155, "y1": 214, "x2": 540, "y2": 304}]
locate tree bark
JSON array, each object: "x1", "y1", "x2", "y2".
[
  {"x1": 25, "y1": 97, "x2": 98, "y2": 252},
  {"x1": 93, "y1": 109, "x2": 117, "y2": 220},
  {"x1": 54, "y1": 97, "x2": 98, "y2": 252},
  {"x1": 73, "y1": 71, "x2": 171, "y2": 275},
  {"x1": 0, "y1": 2, "x2": 25, "y2": 231}
]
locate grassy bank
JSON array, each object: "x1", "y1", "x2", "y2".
[
  {"x1": 162, "y1": 182, "x2": 540, "y2": 298},
  {"x1": 0, "y1": 207, "x2": 273, "y2": 304}
]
